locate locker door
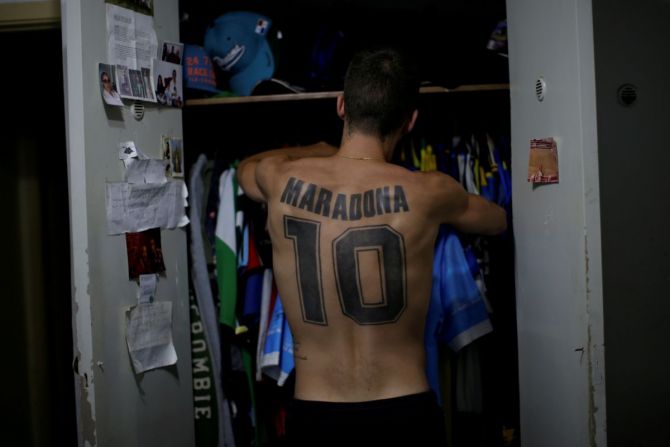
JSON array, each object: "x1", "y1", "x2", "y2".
[
  {"x1": 507, "y1": 1, "x2": 606, "y2": 446},
  {"x1": 61, "y1": 1, "x2": 194, "y2": 446}
]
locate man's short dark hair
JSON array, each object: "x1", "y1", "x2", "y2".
[{"x1": 343, "y1": 48, "x2": 420, "y2": 140}]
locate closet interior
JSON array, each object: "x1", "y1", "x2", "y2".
[{"x1": 180, "y1": 1, "x2": 518, "y2": 446}]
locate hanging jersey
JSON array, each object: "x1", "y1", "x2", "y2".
[
  {"x1": 256, "y1": 270, "x2": 274, "y2": 381},
  {"x1": 261, "y1": 295, "x2": 295, "y2": 385},
  {"x1": 242, "y1": 269, "x2": 265, "y2": 322},
  {"x1": 424, "y1": 234, "x2": 448, "y2": 404},
  {"x1": 238, "y1": 224, "x2": 249, "y2": 270},
  {"x1": 439, "y1": 228, "x2": 492, "y2": 350},
  {"x1": 464, "y1": 153, "x2": 479, "y2": 194},
  {"x1": 189, "y1": 154, "x2": 237, "y2": 447},
  {"x1": 215, "y1": 168, "x2": 238, "y2": 328},
  {"x1": 424, "y1": 227, "x2": 493, "y2": 401},
  {"x1": 243, "y1": 222, "x2": 264, "y2": 274}
]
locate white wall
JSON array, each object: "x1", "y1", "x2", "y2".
[
  {"x1": 62, "y1": 1, "x2": 194, "y2": 445},
  {"x1": 507, "y1": 1, "x2": 606, "y2": 445}
]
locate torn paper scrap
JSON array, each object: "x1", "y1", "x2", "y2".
[
  {"x1": 119, "y1": 141, "x2": 138, "y2": 160},
  {"x1": 138, "y1": 274, "x2": 158, "y2": 304},
  {"x1": 126, "y1": 301, "x2": 177, "y2": 374},
  {"x1": 106, "y1": 180, "x2": 189, "y2": 234},
  {"x1": 528, "y1": 137, "x2": 559, "y2": 184},
  {"x1": 125, "y1": 159, "x2": 168, "y2": 184}
]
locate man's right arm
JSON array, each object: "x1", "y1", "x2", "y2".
[
  {"x1": 451, "y1": 192, "x2": 508, "y2": 235},
  {"x1": 427, "y1": 172, "x2": 507, "y2": 236}
]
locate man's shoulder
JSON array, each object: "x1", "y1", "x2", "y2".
[
  {"x1": 383, "y1": 168, "x2": 454, "y2": 192},
  {"x1": 257, "y1": 153, "x2": 292, "y2": 171},
  {"x1": 259, "y1": 154, "x2": 326, "y2": 175},
  {"x1": 255, "y1": 155, "x2": 295, "y2": 192},
  {"x1": 396, "y1": 170, "x2": 464, "y2": 216},
  {"x1": 412, "y1": 169, "x2": 459, "y2": 189}
]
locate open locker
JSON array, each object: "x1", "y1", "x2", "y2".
[
  {"x1": 179, "y1": 1, "x2": 517, "y2": 446},
  {"x1": 56, "y1": 0, "x2": 670, "y2": 446}
]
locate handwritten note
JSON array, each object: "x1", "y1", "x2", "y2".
[
  {"x1": 106, "y1": 180, "x2": 189, "y2": 234},
  {"x1": 125, "y1": 159, "x2": 168, "y2": 184},
  {"x1": 126, "y1": 301, "x2": 177, "y2": 374}
]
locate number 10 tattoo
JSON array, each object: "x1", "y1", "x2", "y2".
[{"x1": 284, "y1": 216, "x2": 407, "y2": 325}]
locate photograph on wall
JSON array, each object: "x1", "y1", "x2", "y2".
[
  {"x1": 161, "y1": 41, "x2": 184, "y2": 65},
  {"x1": 99, "y1": 63, "x2": 124, "y2": 106},
  {"x1": 117, "y1": 64, "x2": 156, "y2": 102},
  {"x1": 169, "y1": 137, "x2": 184, "y2": 178},
  {"x1": 161, "y1": 136, "x2": 184, "y2": 178},
  {"x1": 161, "y1": 135, "x2": 172, "y2": 175},
  {"x1": 153, "y1": 59, "x2": 183, "y2": 107},
  {"x1": 141, "y1": 67, "x2": 156, "y2": 102},
  {"x1": 125, "y1": 228, "x2": 165, "y2": 279},
  {"x1": 129, "y1": 69, "x2": 145, "y2": 98},
  {"x1": 116, "y1": 65, "x2": 133, "y2": 97},
  {"x1": 106, "y1": 0, "x2": 153, "y2": 17}
]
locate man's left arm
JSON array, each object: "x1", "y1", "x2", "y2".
[{"x1": 236, "y1": 142, "x2": 338, "y2": 202}]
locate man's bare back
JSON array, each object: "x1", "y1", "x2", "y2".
[
  {"x1": 265, "y1": 153, "x2": 437, "y2": 402},
  {"x1": 239, "y1": 143, "x2": 506, "y2": 403},
  {"x1": 236, "y1": 48, "x2": 505, "y2": 444}
]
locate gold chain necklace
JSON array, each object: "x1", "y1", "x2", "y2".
[{"x1": 337, "y1": 153, "x2": 384, "y2": 161}]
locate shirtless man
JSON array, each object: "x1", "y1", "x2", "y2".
[{"x1": 237, "y1": 48, "x2": 507, "y2": 445}]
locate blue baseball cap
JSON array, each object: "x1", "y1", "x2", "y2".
[{"x1": 204, "y1": 11, "x2": 275, "y2": 96}]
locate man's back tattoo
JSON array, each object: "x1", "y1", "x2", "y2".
[
  {"x1": 284, "y1": 216, "x2": 408, "y2": 325},
  {"x1": 280, "y1": 177, "x2": 410, "y2": 221}
]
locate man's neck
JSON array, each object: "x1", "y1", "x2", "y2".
[{"x1": 338, "y1": 130, "x2": 399, "y2": 162}]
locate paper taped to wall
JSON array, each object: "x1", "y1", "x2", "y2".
[
  {"x1": 126, "y1": 301, "x2": 177, "y2": 374},
  {"x1": 106, "y1": 180, "x2": 189, "y2": 234},
  {"x1": 528, "y1": 137, "x2": 559, "y2": 184},
  {"x1": 124, "y1": 159, "x2": 168, "y2": 184},
  {"x1": 138, "y1": 274, "x2": 158, "y2": 304}
]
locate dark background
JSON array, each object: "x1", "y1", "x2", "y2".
[{"x1": 179, "y1": 0, "x2": 508, "y2": 92}]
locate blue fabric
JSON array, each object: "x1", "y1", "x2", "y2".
[
  {"x1": 463, "y1": 245, "x2": 480, "y2": 279},
  {"x1": 242, "y1": 269, "x2": 264, "y2": 320},
  {"x1": 308, "y1": 25, "x2": 347, "y2": 86},
  {"x1": 238, "y1": 224, "x2": 249, "y2": 270},
  {"x1": 424, "y1": 226, "x2": 493, "y2": 403},
  {"x1": 424, "y1": 233, "x2": 447, "y2": 405},
  {"x1": 263, "y1": 298, "x2": 284, "y2": 366},
  {"x1": 279, "y1": 311, "x2": 295, "y2": 386},
  {"x1": 439, "y1": 228, "x2": 491, "y2": 347},
  {"x1": 262, "y1": 295, "x2": 295, "y2": 385},
  {"x1": 481, "y1": 172, "x2": 498, "y2": 203}
]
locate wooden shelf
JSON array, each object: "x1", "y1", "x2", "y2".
[{"x1": 185, "y1": 83, "x2": 509, "y2": 107}]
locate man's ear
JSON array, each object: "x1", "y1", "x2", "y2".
[
  {"x1": 405, "y1": 109, "x2": 419, "y2": 133},
  {"x1": 336, "y1": 95, "x2": 346, "y2": 120}
]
